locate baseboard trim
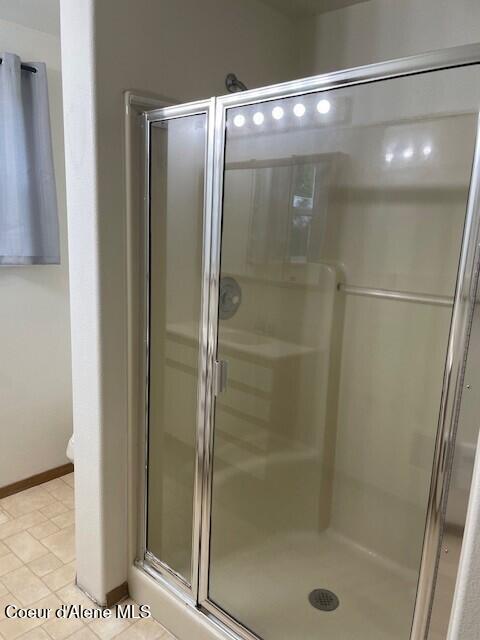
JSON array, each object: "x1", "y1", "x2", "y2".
[
  {"x1": 0, "y1": 463, "x2": 74, "y2": 499},
  {"x1": 75, "y1": 579, "x2": 129, "y2": 609},
  {"x1": 106, "y1": 582, "x2": 129, "y2": 608}
]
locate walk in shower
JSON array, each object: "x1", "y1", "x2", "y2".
[{"x1": 138, "y1": 45, "x2": 480, "y2": 640}]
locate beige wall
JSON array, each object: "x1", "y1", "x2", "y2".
[
  {"x1": 0, "y1": 16, "x2": 72, "y2": 487},
  {"x1": 299, "y1": 0, "x2": 480, "y2": 76}
]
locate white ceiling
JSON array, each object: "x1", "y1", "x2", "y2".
[
  {"x1": 0, "y1": 0, "x2": 59, "y2": 36},
  {"x1": 260, "y1": 0, "x2": 369, "y2": 17}
]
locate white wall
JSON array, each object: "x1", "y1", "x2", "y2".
[
  {"x1": 0, "y1": 16, "x2": 72, "y2": 487},
  {"x1": 301, "y1": 0, "x2": 480, "y2": 75},
  {"x1": 60, "y1": 0, "x2": 299, "y2": 604}
]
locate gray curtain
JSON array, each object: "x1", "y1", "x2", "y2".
[{"x1": 0, "y1": 52, "x2": 60, "y2": 265}]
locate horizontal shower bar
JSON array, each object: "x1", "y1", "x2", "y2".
[{"x1": 338, "y1": 283, "x2": 454, "y2": 307}]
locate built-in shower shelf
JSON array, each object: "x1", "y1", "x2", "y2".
[
  {"x1": 165, "y1": 322, "x2": 323, "y2": 449},
  {"x1": 167, "y1": 321, "x2": 316, "y2": 361}
]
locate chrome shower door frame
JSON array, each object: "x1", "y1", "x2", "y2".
[
  {"x1": 140, "y1": 97, "x2": 216, "y2": 603},
  {"x1": 139, "y1": 43, "x2": 480, "y2": 640},
  {"x1": 199, "y1": 44, "x2": 480, "y2": 640}
]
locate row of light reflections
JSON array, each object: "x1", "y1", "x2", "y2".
[
  {"x1": 231, "y1": 98, "x2": 332, "y2": 128},
  {"x1": 231, "y1": 98, "x2": 434, "y2": 164},
  {"x1": 385, "y1": 144, "x2": 432, "y2": 164}
]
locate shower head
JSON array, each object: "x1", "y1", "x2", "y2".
[{"x1": 225, "y1": 73, "x2": 248, "y2": 93}]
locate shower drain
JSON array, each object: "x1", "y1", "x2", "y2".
[{"x1": 308, "y1": 589, "x2": 340, "y2": 612}]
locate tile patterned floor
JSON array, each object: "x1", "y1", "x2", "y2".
[{"x1": 0, "y1": 474, "x2": 176, "y2": 640}]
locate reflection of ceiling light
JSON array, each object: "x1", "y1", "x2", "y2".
[
  {"x1": 403, "y1": 147, "x2": 414, "y2": 159},
  {"x1": 317, "y1": 99, "x2": 331, "y2": 114},
  {"x1": 422, "y1": 144, "x2": 432, "y2": 157},
  {"x1": 233, "y1": 114, "x2": 245, "y2": 127},
  {"x1": 272, "y1": 106, "x2": 284, "y2": 120},
  {"x1": 253, "y1": 112, "x2": 264, "y2": 125},
  {"x1": 293, "y1": 103, "x2": 306, "y2": 117},
  {"x1": 385, "y1": 152, "x2": 394, "y2": 163}
]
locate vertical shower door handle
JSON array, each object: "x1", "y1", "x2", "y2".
[{"x1": 214, "y1": 360, "x2": 228, "y2": 395}]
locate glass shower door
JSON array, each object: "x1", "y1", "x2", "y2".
[
  {"x1": 206, "y1": 66, "x2": 480, "y2": 639},
  {"x1": 146, "y1": 105, "x2": 210, "y2": 590}
]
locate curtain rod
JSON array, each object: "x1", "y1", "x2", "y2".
[{"x1": 0, "y1": 58, "x2": 37, "y2": 73}]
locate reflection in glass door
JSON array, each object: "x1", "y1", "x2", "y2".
[{"x1": 206, "y1": 66, "x2": 480, "y2": 639}]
